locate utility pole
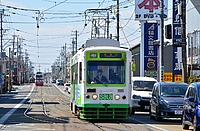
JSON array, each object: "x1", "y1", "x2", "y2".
[
  {"x1": 75, "y1": 30, "x2": 77, "y2": 53},
  {"x1": 72, "y1": 38, "x2": 75, "y2": 56},
  {"x1": 9, "y1": 47, "x2": 11, "y2": 92},
  {"x1": 160, "y1": 0, "x2": 164, "y2": 82},
  {"x1": 180, "y1": 0, "x2": 187, "y2": 83},
  {"x1": 71, "y1": 30, "x2": 78, "y2": 55},
  {"x1": 116, "y1": 0, "x2": 119, "y2": 41},
  {"x1": 0, "y1": 9, "x2": 4, "y2": 93},
  {"x1": 16, "y1": 36, "x2": 19, "y2": 84},
  {"x1": 64, "y1": 43, "x2": 66, "y2": 82}
]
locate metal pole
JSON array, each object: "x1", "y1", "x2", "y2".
[
  {"x1": 160, "y1": 0, "x2": 164, "y2": 82},
  {"x1": 64, "y1": 43, "x2": 66, "y2": 82},
  {"x1": 0, "y1": 9, "x2": 3, "y2": 93},
  {"x1": 0, "y1": 10, "x2": 2, "y2": 73},
  {"x1": 75, "y1": 30, "x2": 77, "y2": 53},
  {"x1": 180, "y1": 0, "x2": 187, "y2": 83},
  {"x1": 9, "y1": 47, "x2": 11, "y2": 92},
  {"x1": 107, "y1": 11, "x2": 109, "y2": 38},
  {"x1": 116, "y1": 0, "x2": 119, "y2": 41}
]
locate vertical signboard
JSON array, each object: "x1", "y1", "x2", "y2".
[
  {"x1": 135, "y1": 0, "x2": 168, "y2": 78},
  {"x1": 143, "y1": 23, "x2": 158, "y2": 78},
  {"x1": 172, "y1": 0, "x2": 185, "y2": 82}
]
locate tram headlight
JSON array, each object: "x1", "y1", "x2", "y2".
[
  {"x1": 115, "y1": 94, "x2": 120, "y2": 100},
  {"x1": 92, "y1": 94, "x2": 98, "y2": 100}
]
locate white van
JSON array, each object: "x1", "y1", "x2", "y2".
[{"x1": 131, "y1": 77, "x2": 158, "y2": 114}]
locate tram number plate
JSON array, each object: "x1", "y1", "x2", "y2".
[{"x1": 99, "y1": 94, "x2": 113, "y2": 100}]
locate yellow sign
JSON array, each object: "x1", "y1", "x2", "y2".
[
  {"x1": 174, "y1": 74, "x2": 182, "y2": 82},
  {"x1": 164, "y1": 72, "x2": 172, "y2": 82}
]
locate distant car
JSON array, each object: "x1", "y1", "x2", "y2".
[
  {"x1": 182, "y1": 82, "x2": 200, "y2": 131},
  {"x1": 52, "y1": 80, "x2": 56, "y2": 83},
  {"x1": 56, "y1": 79, "x2": 64, "y2": 85},
  {"x1": 29, "y1": 77, "x2": 35, "y2": 83},
  {"x1": 131, "y1": 77, "x2": 158, "y2": 114},
  {"x1": 150, "y1": 82, "x2": 188, "y2": 121},
  {"x1": 64, "y1": 83, "x2": 71, "y2": 93}
]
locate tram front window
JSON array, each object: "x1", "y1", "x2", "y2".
[{"x1": 87, "y1": 61, "x2": 125, "y2": 84}]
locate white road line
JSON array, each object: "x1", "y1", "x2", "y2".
[
  {"x1": 129, "y1": 117, "x2": 170, "y2": 131},
  {"x1": 0, "y1": 85, "x2": 35, "y2": 128}
]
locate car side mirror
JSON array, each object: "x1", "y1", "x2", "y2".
[{"x1": 188, "y1": 97, "x2": 194, "y2": 102}]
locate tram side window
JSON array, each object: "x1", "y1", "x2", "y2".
[
  {"x1": 74, "y1": 63, "x2": 78, "y2": 85},
  {"x1": 71, "y1": 63, "x2": 78, "y2": 85},
  {"x1": 79, "y1": 62, "x2": 82, "y2": 84}
]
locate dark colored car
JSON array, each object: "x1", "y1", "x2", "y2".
[
  {"x1": 150, "y1": 82, "x2": 188, "y2": 121},
  {"x1": 56, "y1": 79, "x2": 64, "y2": 85},
  {"x1": 182, "y1": 82, "x2": 200, "y2": 131},
  {"x1": 52, "y1": 80, "x2": 56, "y2": 83},
  {"x1": 29, "y1": 77, "x2": 35, "y2": 83}
]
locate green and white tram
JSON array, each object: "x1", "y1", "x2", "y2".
[{"x1": 70, "y1": 38, "x2": 132, "y2": 120}]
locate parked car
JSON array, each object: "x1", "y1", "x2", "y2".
[
  {"x1": 64, "y1": 83, "x2": 70, "y2": 93},
  {"x1": 52, "y1": 79, "x2": 56, "y2": 83},
  {"x1": 131, "y1": 77, "x2": 158, "y2": 114},
  {"x1": 182, "y1": 82, "x2": 200, "y2": 131},
  {"x1": 150, "y1": 82, "x2": 188, "y2": 121},
  {"x1": 56, "y1": 79, "x2": 64, "y2": 85}
]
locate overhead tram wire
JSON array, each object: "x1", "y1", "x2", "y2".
[
  {"x1": 40, "y1": 0, "x2": 68, "y2": 14},
  {"x1": 41, "y1": 0, "x2": 98, "y2": 4}
]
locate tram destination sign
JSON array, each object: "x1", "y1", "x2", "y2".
[{"x1": 100, "y1": 53, "x2": 122, "y2": 58}]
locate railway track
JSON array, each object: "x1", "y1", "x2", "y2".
[{"x1": 19, "y1": 84, "x2": 165, "y2": 131}]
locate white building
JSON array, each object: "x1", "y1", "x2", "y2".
[{"x1": 187, "y1": 0, "x2": 200, "y2": 76}]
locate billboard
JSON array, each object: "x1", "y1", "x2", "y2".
[
  {"x1": 143, "y1": 23, "x2": 158, "y2": 77},
  {"x1": 172, "y1": 0, "x2": 185, "y2": 82},
  {"x1": 135, "y1": 0, "x2": 168, "y2": 21}
]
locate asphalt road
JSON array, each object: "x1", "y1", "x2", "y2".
[{"x1": 0, "y1": 83, "x2": 194, "y2": 131}]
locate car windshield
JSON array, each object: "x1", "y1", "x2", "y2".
[
  {"x1": 65, "y1": 84, "x2": 70, "y2": 86},
  {"x1": 161, "y1": 85, "x2": 188, "y2": 97},
  {"x1": 58, "y1": 80, "x2": 63, "y2": 82},
  {"x1": 133, "y1": 81, "x2": 156, "y2": 91}
]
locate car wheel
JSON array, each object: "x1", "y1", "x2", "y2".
[
  {"x1": 193, "y1": 115, "x2": 200, "y2": 131},
  {"x1": 182, "y1": 113, "x2": 189, "y2": 129}
]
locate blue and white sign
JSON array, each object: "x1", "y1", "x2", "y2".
[
  {"x1": 143, "y1": 22, "x2": 158, "y2": 77},
  {"x1": 172, "y1": 0, "x2": 185, "y2": 75}
]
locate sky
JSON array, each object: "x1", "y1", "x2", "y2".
[{"x1": 0, "y1": 0, "x2": 173, "y2": 73}]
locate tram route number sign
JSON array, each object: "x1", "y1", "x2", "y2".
[{"x1": 99, "y1": 94, "x2": 113, "y2": 100}]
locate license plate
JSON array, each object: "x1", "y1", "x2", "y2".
[
  {"x1": 99, "y1": 94, "x2": 113, "y2": 100},
  {"x1": 175, "y1": 110, "x2": 182, "y2": 115},
  {"x1": 145, "y1": 106, "x2": 150, "y2": 110}
]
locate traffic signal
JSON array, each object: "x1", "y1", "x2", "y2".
[{"x1": 165, "y1": 24, "x2": 172, "y2": 39}]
